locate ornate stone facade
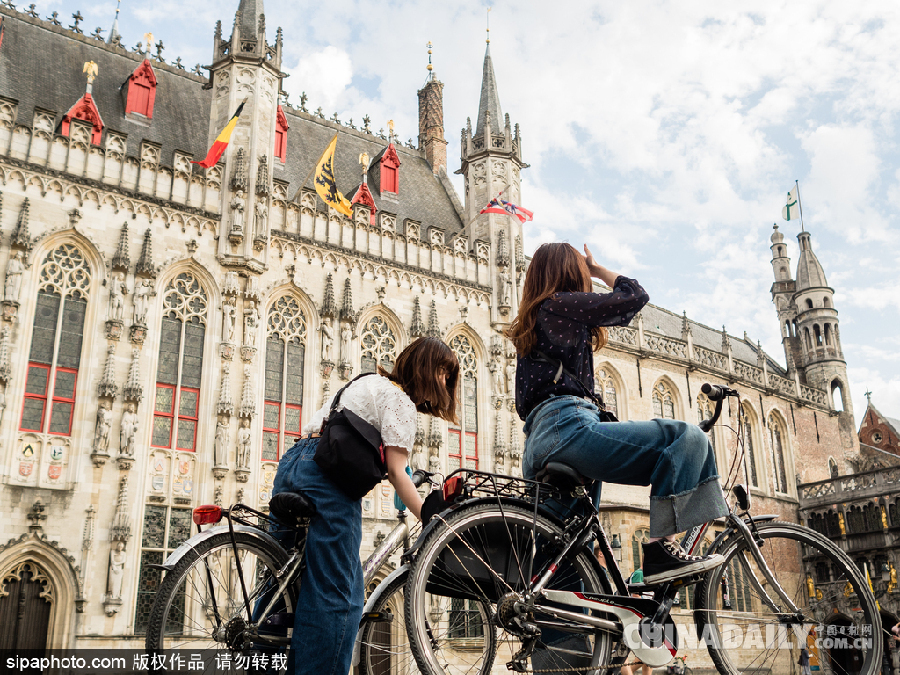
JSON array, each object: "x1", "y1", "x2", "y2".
[{"x1": 0, "y1": 0, "x2": 861, "y2": 656}]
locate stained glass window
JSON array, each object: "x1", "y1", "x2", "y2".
[
  {"x1": 152, "y1": 273, "x2": 207, "y2": 452},
  {"x1": 739, "y1": 406, "x2": 759, "y2": 487},
  {"x1": 20, "y1": 245, "x2": 91, "y2": 436},
  {"x1": 134, "y1": 506, "x2": 191, "y2": 634},
  {"x1": 651, "y1": 381, "x2": 675, "y2": 419},
  {"x1": 767, "y1": 414, "x2": 788, "y2": 493},
  {"x1": 697, "y1": 393, "x2": 716, "y2": 452},
  {"x1": 360, "y1": 315, "x2": 396, "y2": 374},
  {"x1": 263, "y1": 297, "x2": 307, "y2": 461}
]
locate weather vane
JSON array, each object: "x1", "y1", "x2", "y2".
[{"x1": 486, "y1": 7, "x2": 491, "y2": 44}]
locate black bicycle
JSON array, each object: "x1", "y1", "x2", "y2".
[{"x1": 401, "y1": 384, "x2": 883, "y2": 675}]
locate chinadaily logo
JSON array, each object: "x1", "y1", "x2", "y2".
[{"x1": 657, "y1": 622, "x2": 874, "y2": 651}]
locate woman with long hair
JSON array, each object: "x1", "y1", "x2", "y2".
[
  {"x1": 506, "y1": 243, "x2": 728, "y2": 583},
  {"x1": 271, "y1": 336, "x2": 459, "y2": 675}
]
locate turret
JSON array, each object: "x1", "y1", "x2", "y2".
[
  {"x1": 417, "y1": 43, "x2": 447, "y2": 175},
  {"x1": 457, "y1": 31, "x2": 528, "y2": 324},
  {"x1": 769, "y1": 225, "x2": 801, "y2": 371}
]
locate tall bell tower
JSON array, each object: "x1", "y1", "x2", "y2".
[
  {"x1": 457, "y1": 33, "x2": 528, "y2": 324},
  {"x1": 209, "y1": 0, "x2": 284, "y2": 265}
]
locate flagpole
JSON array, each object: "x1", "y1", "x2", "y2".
[
  {"x1": 465, "y1": 184, "x2": 511, "y2": 228},
  {"x1": 291, "y1": 133, "x2": 339, "y2": 203},
  {"x1": 795, "y1": 179, "x2": 805, "y2": 232}
]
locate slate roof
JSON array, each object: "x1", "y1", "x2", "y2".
[{"x1": 0, "y1": 8, "x2": 465, "y2": 235}]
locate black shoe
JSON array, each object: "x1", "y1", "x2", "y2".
[{"x1": 641, "y1": 540, "x2": 724, "y2": 584}]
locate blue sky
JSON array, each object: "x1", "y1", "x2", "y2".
[{"x1": 43, "y1": 0, "x2": 900, "y2": 425}]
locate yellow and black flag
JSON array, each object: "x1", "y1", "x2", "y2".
[{"x1": 313, "y1": 134, "x2": 352, "y2": 216}]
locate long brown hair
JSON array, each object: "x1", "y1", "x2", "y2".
[
  {"x1": 505, "y1": 242, "x2": 608, "y2": 356},
  {"x1": 379, "y1": 337, "x2": 460, "y2": 424}
]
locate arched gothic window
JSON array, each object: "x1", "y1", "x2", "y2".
[
  {"x1": 263, "y1": 297, "x2": 307, "y2": 462},
  {"x1": 594, "y1": 367, "x2": 618, "y2": 418},
  {"x1": 151, "y1": 272, "x2": 208, "y2": 452},
  {"x1": 651, "y1": 381, "x2": 675, "y2": 419},
  {"x1": 631, "y1": 529, "x2": 650, "y2": 576},
  {"x1": 448, "y1": 335, "x2": 478, "y2": 471},
  {"x1": 697, "y1": 393, "x2": 716, "y2": 452},
  {"x1": 20, "y1": 244, "x2": 91, "y2": 435},
  {"x1": 767, "y1": 414, "x2": 788, "y2": 493},
  {"x1": 739, "y1": 405, "x2": 759, "y2": 488},
  {"x1": 360, "y1": 315, "x2": 397, "y2": 374}
]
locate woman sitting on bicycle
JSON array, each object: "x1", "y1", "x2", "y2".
[
  {"x1": 506, "y1": 242, "x2": 728, "y2": 584},
  {"x1": 271, "y1": 337, "x2": 459, "y2": 675}
]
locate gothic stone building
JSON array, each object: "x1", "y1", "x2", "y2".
[{"x1": 0, "y1": 0, "x2": 864, "y2": 658}]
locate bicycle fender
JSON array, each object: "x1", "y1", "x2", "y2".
[
  {"x1": 706, "y1": 514, "x2": 780, "y2": 556},
  {"x1": 351, "y1": 564, "x2": 409, "y2": 667},
  {"x1": 402, "y1": 496, "x2": 569, "y2": 562},
  {"x1": 152, "y1": 524, "x2": 285, "y2": 571}
]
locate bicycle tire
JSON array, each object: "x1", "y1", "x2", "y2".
[
  {"x1": 695, "y1": 520, "x2": 882, "y2": 675},
  {"x1": 145, "y1": 529, "x2": 295, "y2": 653},
  {"x1": 405, "y1": 502, "x2": 613, "y2": 675}
]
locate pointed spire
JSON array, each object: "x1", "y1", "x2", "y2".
[
  {"x1": 320, "y1": 273, "x2": 337, "y2": 318},
  {"x1": 339, "y1": 278, "x2": 354, "y2": 320},
  {"x1": 410, "y1": 297, "x2": 425, "y2": 337},
  {"x1": 795, "y1": 231, "x2": 829, "y2": 290},
  {"x1": 721, "y1": 325, "x2": 731, "y2": 353},
  {"x1": 496, "y1": 227, "x2": 510, "y2": 267},
  {"x1": 475, "y1": 42, "x2": 503, "y2": 138},
  {"x1": 112, "y1": 223, "x2": 130, "y2": 271},
  {"x1": 98, "y1": 344, "x2": 118, "y2": 398},
  {"x1": 681, "y1": 311, "x2": 692, "y2": 341},
  {"x1": 231, "y1": 148, "x2": 248, "y2": 191},
  {"x1": 235, "y1": 0, "x2": 264, "y2": 41},
  {"x1": 107, "y1": 0, "x2": 121, "y2": 45},
  {"x1": 217, "y1": 363, "x2": 234, "y2": 415},
  {"x1": 0, "y1": 327, "x2": 11, "y2": 384},
  {"x1": 428, "y1": 416, "x2": 443, "y2": 450},
  {"x1": 426, "y1": 300, "x2": 441, "y2": 338},
  {"x1": 493, "y1": 409, "x2": 506, "y2": 452},
  {"x1": 414, "y1": 414, "x2": 425, "y2": 448},
  {"x1": 123, "y1": 348, "x2": 143, "y2": 402},
  {"x1": 515, "y1": 235, "x2": 525, "y2": 272},
  {"x1": 11, "y1": 198, "x2": 31, "y2": 250},
  {"x1": 255, "y1": 155, "x2": 269, "y2": 196},
  {"x1": 135, "y1": 229, "x2": 154, "y2": 276},
  {"x1": 240, "y1": 364, "x2": 255, "y2": 417},
  {"x1": 110, "y1": 476, "x2": 131, "y2": 541}
]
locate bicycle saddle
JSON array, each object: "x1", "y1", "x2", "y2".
[
  {"x1": 535, "y1": 462, "x2": 589, "y2": 492},
  {"x1": 269, "y1": 491, "x2": 317, "y2": 525}
]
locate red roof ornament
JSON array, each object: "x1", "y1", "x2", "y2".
[
  {"x1": 379, "y1": 142, "x2": 401, "y2": 194},
  {"x1": 61, "y1": 93, "x2": 104, "y2": 145},
  {"x1": 125, "y1": 59, "x2": 158, "y2": 119}
]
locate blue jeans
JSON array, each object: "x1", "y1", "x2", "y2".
[
  {"x1": 272, "y1": 437, "x2": 364, "y2": 675},
  {"x1": 523, "y1": 396, "x2": 728, "y2": 538}
]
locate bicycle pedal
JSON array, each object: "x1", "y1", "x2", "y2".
[{"x1": 362, "y1": 610, "x2": 393, "y2": 623}]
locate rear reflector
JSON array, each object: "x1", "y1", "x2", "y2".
[
  {"x1": 193, "y1": 505, "x2": 223, "y2": 525},
  {"x1": 443, "y1": 475, "x2": 464, "y2": 502}
]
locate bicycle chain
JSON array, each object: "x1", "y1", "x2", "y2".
[{"x1": 528, "y1": 660, "x2": 645, "y2": 673}]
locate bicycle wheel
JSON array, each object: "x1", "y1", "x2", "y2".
[
  {"x1": 360, "y1": 570, "x2": 496, "y2": 675},
  {"x1": 405, "y1": 502, "x2": 613, "y2": 675},
  {"x1": 145, "y1": 529, "x2": 295, "y2": 652},
  {"x1": 696, "y1": 521, "x2": 882, "y2": 675}
]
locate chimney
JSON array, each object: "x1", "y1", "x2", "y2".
[{"x1": 417, "y1": 45, "x2": 447, "y2": 175}]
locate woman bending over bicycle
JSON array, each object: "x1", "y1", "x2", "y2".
[
  {"x1": 506, "y1": 242, "x2": 728, "y2": 584},
  {"x1": 271, "y1": 337, "x2": 459, "y2": 675}
]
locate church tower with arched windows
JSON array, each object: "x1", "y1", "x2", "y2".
[{"x1": 769, "y1": 225, "x2": 852, "y2": 419}]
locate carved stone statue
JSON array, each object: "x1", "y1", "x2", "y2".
[
  {"x1": 108, "y1": 272, "x2": 126, "y2": 322},
  {"x1": 340, "y1": 325, "x2": 352, "y2": 364},
  {"x1": 214, "y1": 416, "x2": 229, "y2": 467},
  {"x1": 119, "y1": 403, "x2": 138, "y2": 456},
  {"x1": 509, "y1": 452, "x2": 522, "y2": 478},
  {"x1": 506, "y1": 361, "x2": 516, "y2": 396},
  {"x1": 230, "y1": 190, "x2": 245, "y2": 233},
  {"x1": 106, "y1": 541, "x2": 126, "y2": 600},
  {"x1": 428, "y1": 448, "x2": 442, "y2": 474},
  {"x1": 133, "y1": 279, "x2": 153, "y2": 326},
  {"x1": 321, "y1": 322, "x2": 334, "y2": 362},
  {"x1": 222, "y1": 301, "x2": 236, "y2": 343},
  {"x1": 255, "y1": 201, "x2": 268, "y2": 239},
  {"x1": 499, "y1": 269, "x2": 511, "y2": 306},
  {"x1": 4, "y1": 251, "x2": 24, "y2": 302},
  {"x1": 489, "y1": 355, "x2": 504, "y2": 396},
  {"x1": 94, "y1": 402, "x2": 112, "y2": 452},
  {"x1": 244, "y1": 301, "x2": 259, "y2": 348},
  {"x1": 236, "y1": 418, "x2": 251, "y2": 469}
]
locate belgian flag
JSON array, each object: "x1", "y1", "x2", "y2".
[{"x1": 193, "y1": 102, "x2": 245, "y2": 168}]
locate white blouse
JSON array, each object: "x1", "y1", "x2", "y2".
[{"x1": 301, "y1": 374, "x2": 418, "y2": 452}]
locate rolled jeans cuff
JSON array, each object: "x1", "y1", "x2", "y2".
[{"x1": 648, "y1": 476, "x2": 729, "y2": 539}]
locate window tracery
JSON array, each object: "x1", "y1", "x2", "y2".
[
  {"x1": 263, "y1": 296, "x2": 307, "y2": 462},
  {"x1": 595, "y1": 367, "x2": 618, "y2": 418},
  {"x1": 360, "y1": 315, "x2": 397, "y2": 374},
  {"x1": 739, "y1": 405, "x2": 759, "y2": 488},
  {"x1": 767, "y1": 413, "x2": 788, "y2": 493},
  {"x1": 651, "y1": 381, "x2": 675, "y2": 419},
  {"x1": 449, "y1": 335, "x2": 478, "y2": 471}
]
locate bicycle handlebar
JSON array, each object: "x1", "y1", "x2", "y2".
[{"x1": 698, "y1": 383, "x2": 739, "y2": 432}]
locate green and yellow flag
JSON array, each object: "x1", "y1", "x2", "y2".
[{"x1": 313, "y1": 134, "x2": 352, "y2": 216}]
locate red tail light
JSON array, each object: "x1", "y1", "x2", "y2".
[
  {"x1": 443, "y1": 476, "x2": 465, "y2": 502},
  {"x1": 193, "y1": 505, "x2": 223, "y2": 525}
]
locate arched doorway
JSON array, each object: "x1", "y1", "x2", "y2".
[
  {"x1": 0, "y1": 561, "x2": 53, "y2": 650},
  {"x1": 826, "y1": 615, "x2": 863, "y2": 675}
]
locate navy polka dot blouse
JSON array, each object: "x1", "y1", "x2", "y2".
[{"x1": 515, "y1": 276, "x2": 650, "y2": 420}]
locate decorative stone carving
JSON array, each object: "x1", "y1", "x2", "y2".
[
  {"x1": 132, "y1": 279, "x2": 154, "y2": 326},
  {"x1": 230, "y1": 189, "x2": 246, "y2": 243},
  {"x1": 217, "y1": 362, "x2": 234, "y2": 415},
  {"x1": 4, "y1": 250, "x2": 25, "y2": 302},
  {"x1": 236, "y1": 418, "x2": 251, "y2": 470},
  {"x1": 244, "y1": 300, "x2": 259, "y2": 348},
  {"x1": 322, "y1": 321, "x2": 334, "y2": 362},
  {"x1": 320, "y1": 273, "x2": 337, "y2": 318},
  {"x1": 135, "y1": 229, "x2": 155, "y2": 277},
  {"x1": 0, "y1": 327, "x2": 13, "y2": 384},
  {"x1": 253, "y1": 201, "x2": 268, "y2": 250},
  {"x1": 222, "y1": 299, "x2": 236, "y2": 343},
  {"x1": 239, "y1": 364, "x2": 255, "y2": 418},
  {"x1": 123, "y1": 348, "x2": 143, "y2": 403},
  {"x1": 119, "y1": 403, "x2": 138, "y2": 457},
  {"x1": 340, "y1": 324, "x2": 352, "y2": 365},
  {"x1": 410, "y1": 296, "x2": 425, "y2": 338},
  {"x1": 426, "y1": 301, "x2": 440, "y2": 338},
  {"x1": 223, "y1": 271, "x2": 240, "y2": 296},
  {"x1": 98, "y1": 344, "x2": 118, "y2": 398},
  {"x1": 506, "y1": 360, "x2": 516, "y2": 396},
  {"x1": 340, "y1": 278, "x2": 354, "y2": 321},
  {"x1": 498, "y1": 268, "x2": 511, "y2": 313},
  {"x1": 105, "y1": 541, "x2": 126, "y2": 603},
  {"x1": 112, "y1": 224, "x2": 130, "y2": 271},
  {"x1": 213, "y1": 415, "x2": 229, "y2": 475},
  {"x1": 11, "y1": 198, "x2": 32, "y2": 250},
  {"x1": 92, "y1": 402, "x2": 113, "y2": 465},
  {"x1": 489, "y1": 354, "x2": 504, "y2": 397},
  {"x1": 108, "y1": 271, "x2": 126, "y2": 322},
  {"x1": 245, "y1": 276, "x2": 261, "y2": 301},
  {"x1": 231, "y1": 148, "x2": 248, "y2": 191}
]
